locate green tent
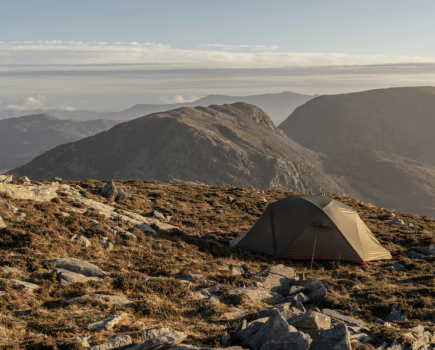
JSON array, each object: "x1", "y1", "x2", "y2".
[{"x1": 230, "y1": 195, "x2": 391, "y2": 264}]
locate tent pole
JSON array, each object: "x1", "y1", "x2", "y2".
[{"x1": 310, "y1": 224, "x2": 319, "y2": 270}]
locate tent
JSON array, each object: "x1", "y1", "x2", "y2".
[{"x1": 230, "y1": 195, "x2": 391, "y2": 264}]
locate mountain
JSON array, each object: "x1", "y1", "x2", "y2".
[
  {"x1": 0, "y1": 114, "x2": 124, "y2": 172},
  {"x1": 280, "y1": 86, "x2": 435, "y2": 216},
  {"x1": 9, "y1": 103, "x2": 355, "y2": 196},
  {"x1": 0, "y1": 108, "x2": 105, "y2": 121},
  {"x1": 96, "y1": 91, "x2": 315, "y2": 125}
]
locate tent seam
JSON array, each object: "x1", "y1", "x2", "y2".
[{"x1": 355, "y1": 214, "x2": 365, "y2": 260}]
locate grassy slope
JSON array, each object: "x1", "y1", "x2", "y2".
[{"x1": 1, "y1": 180, "x2": 435, "y2": 349}]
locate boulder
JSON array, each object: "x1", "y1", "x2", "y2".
[
  {"x1": 1, "y1": 266, "x2": 21, "y2": 274},
  {"x1": 221, "y1": 332, "x2": 231, "y2": 347},
  {"x1": 66, "y1": 294, "x2": 132, "y2": 305},
  {"x1": 407, "y1": 251, "x2": 426, "y2": 259},
  {"x1": 100, "y1": 179, "x2": 118, "y2": 200},
  {"x1": 115, "y1": 189, "x2": 128, "y2": 202},
  {"x1": 152, "y1": 210, "x2": 166, "y2": 221},
  {"x1": 288, "y1": 285, "x2": 307, "y2": 296},
  {"x1": 88, "y1": 335, "x2": 132, "y2": 350},
  {"x1": 2, "y1": 202, "x2": 19, "y2": 213},
  {"x1": 302, "y1": 281, "x2": 327, "y2": 302},
  {"x1": 251, "y1": 264, "x2": 295, "y2": 292},
  {"x1": 231, "y1": 266, "x2": 245, "y2": 275},
  {"x1": 221, "y1": 307, "x2": 250, "y2": 320},
  {"x1": 417, "y1": 245, "x2": 435, "y2": 256},
  {"x1": 2, "y1": 278, "x2": 40, "y2": 292},
  {"x1": 309, "y1": 323, "x2": 351, "y2": 350},
  {"x1": 389, "y1": 263, "x2": 405, "y2": 271},
  {"x1": 53, "y1": 268, "x2": 101, "y2": 285},
  {"x1": 0, "y1": 217, "x2": 6, "y2": 229},
  {"x1": 72, "y1": 336, "x2": 92, "y2": 347},
  {"x1": 225, "y1": 287, "x2": 283, "y2": 304},
  {"x1": 255, "y1": 302, "x2": 297, "y2": 319},
  {"x1": 390, "y1": 217, "x2": 405, "y2": 226},
  {"x1": 141, "y1": 328, "x2": 171, "y2": 341},
  {"x1": 90, "y1": 219, "x2": 99, "y2": 226},
  {"x1": 322, "y1": 309, "x2": 366, "y2": 328},
  {"x1": 240, "y1": 318, "x2": 269, "y2": 342},
  {"x1": 0, "y1": 175, "x2": 13, "y2": 183},
  {"x1": 172, "y1": 346, "x2": 201, "y2": 350},
  {"x1": 40, "y1": 258, "x2": 107, "y2": 277},
  {"x1": 82, "y1": 314, "x2": 124, "y2": 330},
  {"x1": 259, "y1": 331, "x2": 311, "y2": 350},
  {"x1": 72, "y1": 235, "x2": 92, "y2": 247},
  {"x1": 287, "y1": 311, "x2": 331, "y2": 338},
  {"x1": 244, "y1": 310, "x2": 297, "y2": 350},
  {"x1": 0, "y1": 183, "x2": 58, "y2": 202},
  {"x1": 385, "y1": 303, "x2": 406, "y2": 322},
  {"x1": 193, "y1": 285, "x2": 221, "y2": 303},
  {"x1": 124, "y1": 331, "x2": 187, "y2": 350}
]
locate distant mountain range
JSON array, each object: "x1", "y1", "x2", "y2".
[
  {"x1": 9, "y1": 103, "x2": 353, "y2": 196},
  {"x1": 0, "y1": 91, "x2": 315, "y2": 126},
  {"x1": 0, "y1": 114, "x2": 123, "y2": 172},
  {"x1": 279, "y1": 86, "x2": 435, "y2": 216}
]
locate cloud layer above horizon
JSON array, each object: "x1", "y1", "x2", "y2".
[{"x1": 1, "y1": 41, "x2": 435, "y2": 111}]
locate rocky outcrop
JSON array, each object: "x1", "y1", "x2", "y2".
[
  {"x1": 41, "y1": 258, "x2": 107, "y2": 277},
  {"x1": 0, "y1": 183, "x2": 58, "y2": 201}
]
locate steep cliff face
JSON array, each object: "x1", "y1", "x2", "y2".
[
  {"x1": 0, "y1": 114, "x2": 123, "y2": 172},
  {"x1": 10, "y1": 103, "x2": 353, "y2": 196}
]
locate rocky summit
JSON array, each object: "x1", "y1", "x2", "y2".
[
  {"x1": 10, "y1": 103, "x2": 354, "y2": 196},
  {"x1": 1, "y1": 178, "x2": 435, "y2": 349}
]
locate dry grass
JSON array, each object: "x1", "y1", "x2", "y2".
[{"x1": 1, "y1": 179, "x2": 435, "y2": 348}]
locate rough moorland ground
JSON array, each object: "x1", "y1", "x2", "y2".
[{"x1": 1, "y1": 179, "x2": 435, "y2": 349}]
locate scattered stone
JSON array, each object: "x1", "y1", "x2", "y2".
[
  {"x1": 231, "y1": 266, "x2": 245, "y2": 275},
  {"x1": 66, "y1": 294, "x2": 132, "y2": 305},
  {"x1": 40, "y1": 258, "x2": 107, "y2": 277},
  {"x1": 294, "y1": 301, "x2": 306, "y2": 312},
  {"x1": 174, "y1": 273, "x2": 201, "y2": 280},
  {"x1": 53, "y1": 268, "x2": 102, "y2": 285},
  {"x1": 101, "y1": 237, "x2": 114, "y2": 252},
  {"x1": 302, "y1": 280, "x2": 327, "y2": 302},
  {"x1": 245, "y1": 310, "x2": 297, "y2": 350},
  {"x1": 83, "y1": 314, "x2": 124, "y2": 330},
  {"x1": 287, "y1": 311, "x2": 331, "y2": 338},
  {"x1": 193, "y1": 285, "x2": 221, "y2": 303},
  {"x1": 407, "y1": 251, "x2": 426, "y2": 259},
  {"x1": 221, "y1": 307, "x2": 250, "y2": 320},
  {"x1": 17, "y1": 177, "x2": 31, "y2": 185},
  {"x1": 286, "y1": 292, "x2": 310, "y2": 304},
  {"x1": 142, "y1": 275, "x2": 169, "y2": 282},
  {"x1": 225, "y1": 286, "x2": 283, "y2": 304},
  {"x1": 221, "y1": 332, "x2": 231, "y2": 347},
  {"x1": 72, "y1": 234, "x2": 92, "y2": 247},
  {"x1": 259, "y1": 331, "x2": 312, "y2": 350},
  {"x1": 239, "y1": 318, "x2": 268, "y2": 342},
  {"x1": 0, "y1": 291, "x2": 7, "y2": 296},
  {"x1": 3, "y1": 278, "x2": 40, "y2": 292},
  {"x1": 89, "y1": 219, "x2": 100, "y2": 226},
  {"x1": 288, "y1": 285, "x2": 307, "y2": 296},
  {"x1": 384, "y1": 303, "x2": 406, "y2": 322},
  {"x1": 417, "y1": 245, "x2": 435, "y2": 256},
  {"x1": 227, "y1": 196, "x2": 235, "y2": 202},
  {"x1": 390, "y1": 217, "x2": 405, "y2": 226},
  {"x1": 0, "y1": 183, "x2": 58, "y2": 201},
  {"x1": 349, "y1": 305, "x2": 361, "y2": 314},
  {"x1": 124, "y1": 331, "x2": 186, "y2": 350},
  {"x1": 88, "y1": 335, "x2": 132, "y2": 350},
  {"x1": 105, "y1": 225, "x2": 117, "y2": 235},
  {"x1": 309, "y1": 323, "x2": 351, "y2": 350},
  {"x1": 261, "y1": 198, "x2": 267, "y2": 203},
  {"x1": 116, "y1": 189, "x2": 128, "y2": 202},
  {"x1": 52, "y1": 177, "x2": 62, "y2": 181},
  {"x1": 408, "y1": 223, "x2": 414, "y2": 228},
  {"x1": 256, "y1": 302, "x2": 297, "y2": 319},
  {"x1": 2, "y1": 202, "x2": 19, "y2": 213},
  {"x1": 141, "y1": 328, "x2": 171, "y2": 341},
  {"x1": 1, "y1": 266, "x2": 21, "y2": 274},
  {"x1": 0, "y1": 216, "x2": 6, "y2": 229},
  {"x1": 152, "y1": 210, "x2": 166, "y2": 221},
  {"x1": 101, "y1": 179, "x2": 118, "y2": 200},
  {"x1": 250, "y1": 264, "x2": 295, "y2": 292},
  {"x1": 72, "y1": 336, "x2": 92, "y2": 347},
  {"x1": 322, "y1": 309, "x2": 366, "y2": 327},
  {"x1": 389, "y1": 263, "x2": 405, "y2": 271}
]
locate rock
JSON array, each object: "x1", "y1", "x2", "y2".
[
  {"x1": 17, "y1": 177, "x2": 30, "y2": 185},
  {"x1": 142, "y1": 275, "x2": 169, "y2": 282},
  {"x1": 53, "y1": 268, "x2": 101, "y2": 285},
  {"x1": 83, "y1": 314, "x2": 124, "y2": 330},
  {"x1": 101, "y1": 179, "x2": 118, "y2": 200},
  {"x1": 116, "y1": 189, "x2": 128, "y2": 202},
  {"x1": 287, "y1": 311, "x2": 331, "y2": 338},
  {"x1": 250, "y1": 264, "x2": 295, "y2": 292},
  {"x1": 309, "y1": 323, "x2": 351, "y2": 350},
  {"x1": 174, "y1": 273, "x2": 201, "y2": 280},
  {"x1": 89, "y1": 219, "x2": 99, "y2": 226},
  {"x1": 66, "y1": 294, "x2": 132, "y2": 305},
  {"x1": 256, "y1": 302, "x2": 298, "y2": 319},
  {"x1": 288, "y1": 285, "x2": 307, "y2": 296},
  {"x1": 0, "y1": 183, "x2": 58, "y2": 201},
  {"x1": 240, "y1": 318, "x2": 269, "y2": 342},
  {"x1": 72, "y1": 336, "x2": 92, "y2": 347},
  {"x1": 1, "y1": 266, "x2": 21, "y2": 274},
  {"x1": 221, "y1": 307, "x2": 250, "y2": 320},
  {"x1": 0, "y1": 175, "x2": 13, "y2": 183},
  {"x1": 193, "y1": 285, "x2": 221, "y2": 303},
  {"x1": 141, "y1": 328, "x2": 171, "y2": 341},
  {"x1": 227, "y1": 196, "x2": 235, "y2": 202},
  {"x1": 408, "y1": 223, "x2": 414, "y2": 228},
  {"x1": 225, "y1": 287, "x2": 283, "y2": 304},
  {"x1": 124, "y1": 331, "x2": 187, "y2": 350},
  {"x1": 0, "y1": 216, "x2": 6, "y2": 229},
  {"x1": 2, "y1": 278, "x2": 40, "y2": 291},
  {"x1": 206, "y1": 348, "x2": 245, "y2": 350},
  {"x1": 88, "y1": 335, "x2": 132, "y2": 350},
  {"x1": 221, "y1": 332, "x2": 231, "y2": 347},
  {"x1": 152, "y1": 210, "x2": 166, "y2": 221},
  {"x1": 40, "y1": 258, "x2": 107, "y2": 277},
  {"x1": 294, "y1": 301, "x2": 306, "y2": 312},
  {"x1": 154, "y1": 221, "x2": 177, "y2": 231},
  {"x1": 245, "y1": 310, "x2": 297, "y2": 350},
  {"x1": 417, "y1": 245, "x2": 435, "y2": 256},
  {"x1": 72, "y1": 235, "x2": 92, "y2": 247},
  {"x1": 322, "y1": 309, "x2": 366, "y2": 327},
  {"x1": 390, "y1": 217, "x2": 405, "y2": 226},
  {"x1": 259, "y1": 331, "x2": 312, "y2": 350},
  {"x1": 0, "y1": 291, "x2": 7, "y2": 296},
  {"x1": 231, "y1": 266, "x2": 245, "y2": 275},
  {"x1": 303, "y1": 281, "x2": 327, "y2": 302},
  {"x1": 171, "y1": 345, "x2": 201, "y2": 350},
  {"x1": 2, "y1": 202, "x2": 19, "y2": 213},
  {"x1": 407, "y1": 251, "x2": 426, "y2": 259},
  {"x1": 349, "y1": 305, "x2": 361, "y2": 314},
  {"x1": 52, "y1": 177, "x2": 62, "y2": 181},
  {"x1": 105, "y1": 225, "x2": 117, "y2": 235},
  {"x1": 389, "y1": 263, "x2": 405, "y2": 271},
  {"x1": 385, "y1": 303, "x2": 406, "y2": 322},
  {"x1": 286, "y1": 292, "x2": 310, "y2": 304}
]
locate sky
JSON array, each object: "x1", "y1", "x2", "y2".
[{"x1": 1, "y1": 0, "x2": 435, "y2": 111}]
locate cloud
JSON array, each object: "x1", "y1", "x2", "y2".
[
  {"x1": 198, "y1": 44, "x2": 280, "y2": 51},
  {"x1": 159, "y1": 95, "x2": 199, "y2": 103},
  {"x1": 6, "y1": 95, "x2": 46, "y2": 110}
]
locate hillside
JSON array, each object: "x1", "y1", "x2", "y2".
[
  {"x1": 0, "y1": 114, "x2": 123, "y2": 173},
  {"x1": 95, "y1": 91, "x2": 315, "y2": 125},
  {"x1": 9, "y1": 103, "x2": 353, "y2": 196},
  {"x1": 279, "y1": 86, "x2": 435, "y2": 217},
  {"x1": 1, "y1": 179, "x2": 435, "y2": 349}
]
